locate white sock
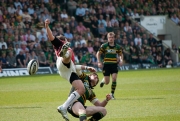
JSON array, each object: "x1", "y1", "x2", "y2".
[
  {"x1": 62, "y1": 91, "x2": 80, "y2": 109},
  {"x1": 64, "y1": 51, "x2": 70, "y2": 58},
  {"x1": 101, "y1": 78, "x2": 104, "y2": 83}
]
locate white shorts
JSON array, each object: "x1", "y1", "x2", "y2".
[{"x1": 56, "y1": 57, "x2": 76, "y2": 81}]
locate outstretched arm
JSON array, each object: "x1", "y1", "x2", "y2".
[
  {"x1": 45, "y1": 19, "x2": 55, "y2": 41},
  {"x1": 75, "y1": 65, "x2": 96, "y2": 76},
  {"x1": 93, "y1": 94, "x2": 112, "y2": 107}
]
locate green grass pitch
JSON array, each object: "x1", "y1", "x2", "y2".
[{"x1": 0, "y1": 68, "x2": 180, "y2": 121}]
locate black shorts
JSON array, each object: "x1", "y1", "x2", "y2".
[
  {"x1": 103, "y1": 64, "x2": 118, "y2": 76},
  {"x1": 62, "y1": 62, "x2": 80, "y2": 84},
  {"x1": 70, "y1": 72, "x2": 80, "y2": 84},
  {"x1": 67, "y1": 101, "x2": 87, "y2": 118}
]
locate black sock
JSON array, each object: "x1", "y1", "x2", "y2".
[
  {"x1": 111, "y1": 81, "x2": 116, "y2": 95},
  {"x1": 88, "y1": 112, "x2": 104, "y2": 121},
  {"x1": 79, "y1": 114, "x2": 87, "y2": 121}
]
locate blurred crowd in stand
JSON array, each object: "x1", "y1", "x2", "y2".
[{"x1": 1, "y1": 0, "x2": 180, "y2": 73}]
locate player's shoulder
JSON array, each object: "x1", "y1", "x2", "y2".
[
  {"x1": 115, "y1": 43, "x2": 123, "y2": 49},
  {"x1": 101, "y1": 42, "x2": 108, "y2": 47}
]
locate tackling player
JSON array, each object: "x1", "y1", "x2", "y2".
[
  {"x1": 68, "y1": 65, "x2": 112, "y2": 121},
  {"x1": 96, "y1": 32, "x2": 123, "y2": 99}
]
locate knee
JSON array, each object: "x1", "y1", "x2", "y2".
[
  {"x1": 77, "y1": 86, "x2": 85, "y2": 95},
  {"x1": 101, "y1": 107, "x2": 107, "y2": 116},
  {"x1": 112, "y1": 77, "x2": 117, "y2": 82}
]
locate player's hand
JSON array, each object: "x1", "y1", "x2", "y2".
[
  {"x1": 98, "y1": 62, "x2": 102, "y2": 68},
  {"x1": 106, "y1": 94, "x2": 112, "y2": 101},
  {"x1": 119, "y1": 61, "x2": 123, "y2": 66},
  {"x1": 45, "y1": 19, "x2": 50, "y2": 28},
  {"x1": 87, "y1": 67, "x2": 96, "y2": 72}
]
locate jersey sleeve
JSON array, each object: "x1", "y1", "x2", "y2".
[
  {"x1": 79, "y1": 73, "x2": 87, "y2": 82},
  {"x1": 117, "y1": 46, "x2": 123, "y2": 56},
  {"x1": 98, "y1": 44, "x2": 106, "y2": 54},
  {"x1": 51, "y1": 36, "x2": 64, "y2": 57},
  {"x1": 89, "y1": 91, "x2": 98, "y2": 104},
  {"x1": 51, "y1": 36, "x2": 64, "y2": 51}
]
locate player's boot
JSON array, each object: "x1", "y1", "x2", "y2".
[
  {"x1": 59, "y1": 42, "x2": 70, "y2": 57},
  {"x1": 100, "y1": 81, "x2": 104, "y2": 88},
  {"x1": 57, "y1": 105, "x2": 69, "y2": 121},
  {"x1": 110, "y1": 93, "x2": 115, "y2": 100}
]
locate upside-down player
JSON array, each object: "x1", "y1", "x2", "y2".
[{"x1": 45, "y1": 19, "x2": 95, "y2": 121}]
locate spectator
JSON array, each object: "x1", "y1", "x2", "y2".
[
  {"x1": 83, "y1": 10, "x2": 91, "y2": 28},
  {"x1": 38, "y1": 30, "x2": 48, "y2": 41},
  {"x1": 87, "y1": 42, "x2": 94, "y2": 54},
  {"x1": 142, "y1": 39, "x2": 151, "y2": 55},
  {"x1": 61, "y1": 9, "x2": 68, "y2": 19},
  {"x1": 98, "y1": 23, "x2": 107, "y2": 37},
  {"x1": 98, "y1": 14, "x2": 107, "y2": 27},
  {"x1": 16, "y1": 50, "x2": 26, "y2": 68},
  {"x1": 171, "y1": 14, "x2": 180, "y2": 25},
  {"x1": 67, "y1": 0, "x2": 77, "y2": 16},
  {"x1": 76, "y1": 22, "x2": 86, "y2": 34},
  {"x1": 30, "y1": 50, "x2": 38, "y2": 60},
  {"x1": 64, "y1": 29, "x2": 73, "y2": 41},
  {"x1": 0, "y1": 37, "x2": 7, "y2": 49},
  {"x1": 38, "y1": 51, "x2": 49, "y2": 67},
  {"x1": 130, "y1": 47, "x2": 139, "y2": 64},
  {"x1": 1, "y1": 53, "x2": 8, "y2": 69},
  {"x1": 164, "y1": 48, "x2": 173, "y2": 67},
  {"x1": 14, "y1": 44, "x2": 21, "y2": 56},
  {"x1": 81, "y1": 43, "x2": 88, "y2": 54},
  {"x1": 139, "y1": 48, "x2": 149, "y2": 64},
  {"x1": 111, "y1": 15, "x2": 119, "y2": 27},
  {"x1": 28, "y1": 4, "x2": 35, "y2": 15},
  {"x1": 124, "y1": 22, "x2": 132, "y2": 33},
  {"x1": 107, "y1": 2, "x2": 116, "y2": 15},
  {"x1": 76, "y1": 3, "x2": 86, "y2": 22},
  {"x1": 46, "y1": 53, "x2": 55, "y2": 67},
  {"x1": 148, "y1": 33, "x2": 157, "y2": 47},
  {"x1": 14, "y1": 0, "x2": 23, "y2": 9},
  {"x1": 123, "y1": 40, "x2": 131, "y2": 63},
  {"x1": 8, "y1": 4, "x2": 16, "y2": 14},
  {"x1": 156, "y1": 53, "x2": 163, "y2": 68},
  {"x1": 83, "y1": 28, "x2": 94, "y2": 40},
  {"x1": 134, "y1": 34, "x2": 142, "y2": 46},
  {"x1": 90, "y1": 16, "x2": 99, "y2": 37},
  {"x1": 25, "y1": 51, "x2": 31, "y2": 66}
]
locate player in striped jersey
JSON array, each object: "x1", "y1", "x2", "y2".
[
  {"x1": 67, "y1": 65, "x2": 112, "y2": 121},
  {"x1": 96, "y1": 32, "x2": 123, "y2": 99}
]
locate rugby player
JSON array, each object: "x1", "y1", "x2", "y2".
[
  {"x1": 96, "y1": 32, "x2": 123, "y2": 99},
  {"x1": 68, "y1": 65, "x2": 112, "y2": 121},
  {"x1": 45, "y1": 19, "x2": 93, "y2": 121}
]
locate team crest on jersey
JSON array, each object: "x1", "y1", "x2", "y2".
[
  {"x1": 84, "y1": 82, "x2": 90, "y2": 89},
  {"x1": 107, "y1": 49, "x2": 116, "y2": 53}
]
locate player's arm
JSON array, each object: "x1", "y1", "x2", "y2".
[
  {"x1": 75, "y1": 65, "x2": 96, "y2": 76},
  {"x1": 118, "y1": 47, "x2": 123, "y2": 65},
  {"x1": 45, "y1": 19, "x2": 55, "y2": 41},
  {"x1": 96, "y1": 51, "x2": 102, "y2": 63},
  {"x1": 92, "y1": 94, "x2": 112, "y2": 107}
]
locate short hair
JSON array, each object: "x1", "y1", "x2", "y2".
[{"x1": 107, "y1": 32, "x2": 115, "y2": 37}]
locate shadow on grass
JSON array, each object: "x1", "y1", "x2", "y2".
[
  {"x1": 0, "y1": 106, "x2": 42, "y2": 109},
  {"x1": 115, "y1": 97, "x2": 165, "y2": 100}
]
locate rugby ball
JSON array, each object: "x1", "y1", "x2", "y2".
[{"x1": 27, "y1": 59, "x2": 39, "y2": 75}]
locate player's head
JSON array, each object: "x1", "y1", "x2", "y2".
[
  {"x1": 57, "y1": 35, "x2": 68, "y2": 43},
  {"x1": 89, "y1": 73, "x2": 99, "y2": 87},
  {"x1": 107, "y1": 32, "x2": 115, "y2": 43}
]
